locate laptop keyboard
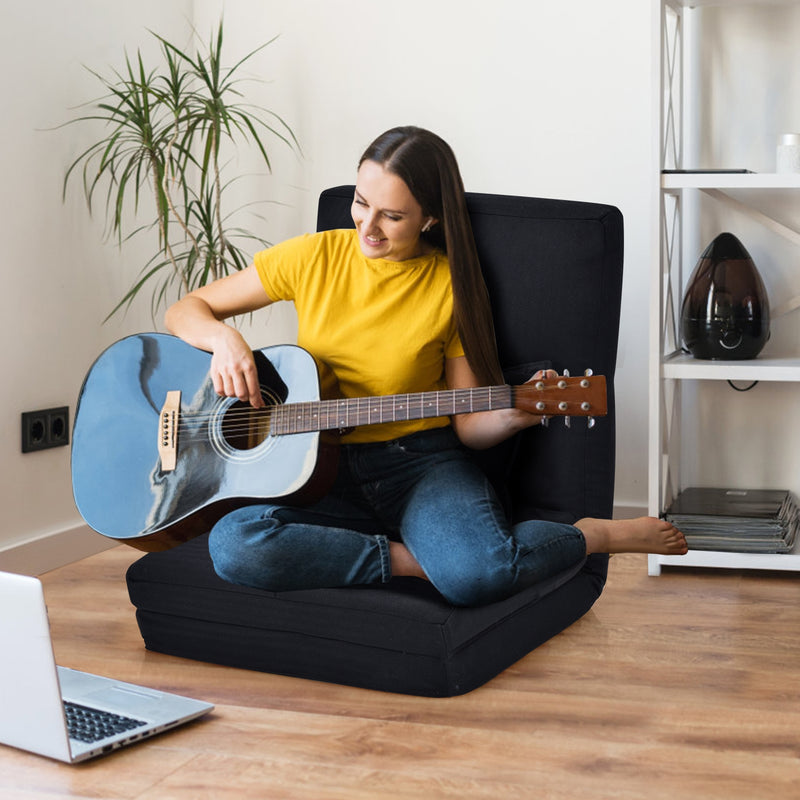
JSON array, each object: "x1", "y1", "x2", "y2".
[{"x1": 64, "y1": 701, "x2": 147, "y2": 744}]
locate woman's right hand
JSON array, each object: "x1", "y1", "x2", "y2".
[
  {"x1": 208, "y1": 326, "x2": 265, "y2": 409},
  {"x1": 164, "y1": 264, "x2": 273, "y2": 409}
]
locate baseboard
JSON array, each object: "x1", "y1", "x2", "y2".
[
  {"x1": 613, "y1": 503, "x2": 648, "y2": 519},
  {"x1": 0, "y1": 523, "x2": 117, "y2": 576}
]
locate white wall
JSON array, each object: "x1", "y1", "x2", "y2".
[
  {"x1": 193, "y1": 0, "x2": 657, "y2": 511},
  {"x1": 1, "y1": 0, "x2": 656, "y2": 572},
  {"x1": 0, "y1": 2, "x2": 193, "y2": 568}
]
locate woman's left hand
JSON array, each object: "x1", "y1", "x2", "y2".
[
  {"x1": 519, "y1": 367, "x2": 559, "y2": 427},
  {"x1": 445, "y1": 358, "x2": 557, "y2": 450}
]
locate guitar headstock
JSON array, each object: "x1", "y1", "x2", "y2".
[{"x1": 513, "y1": 374, "x2": 607, "y2": 421}]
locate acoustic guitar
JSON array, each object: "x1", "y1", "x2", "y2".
[{"x1": 71, "y1": 333, "x2": 606, "y2": 551}]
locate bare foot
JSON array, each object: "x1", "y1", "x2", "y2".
[
  {"x1": 576, "y1": 516, "x2": 688, "y2": 556},
  {"x1": 389, "y1": 541, "x2": 429, "y2": 580}
]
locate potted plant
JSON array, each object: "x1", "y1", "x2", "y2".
[{"x1": 64, "y1": 21, "x2": 299, "y2": 319}]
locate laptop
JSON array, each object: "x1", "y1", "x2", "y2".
[{"x1": 0, "y1": 570, "x2": 214, "y2": 762}]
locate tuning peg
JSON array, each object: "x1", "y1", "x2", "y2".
[
  {"x1": 561, "y1": 370, "x2": 572, "y2": 427},
  {"x1": 562, "y1": 370, "x2": 573, "y2": 426},
  {"x1": 584, "y1": 370, "x2": 597, "y2": 428}
]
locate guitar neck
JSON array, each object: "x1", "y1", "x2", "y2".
[
  {"x1": 267, "y1": 373, "x2": 607, "y2": 435},
  {"x1": 270, "y1": 385, "x2": 514, "y2": 435}
]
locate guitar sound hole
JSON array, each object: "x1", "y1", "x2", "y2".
[{"x1": 220, "y1": 396, "x2": 275, "y2": 451}]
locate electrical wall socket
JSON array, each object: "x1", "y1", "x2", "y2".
[{"x1": 21, "y1": 406, "x2": 70, "y2": 453}]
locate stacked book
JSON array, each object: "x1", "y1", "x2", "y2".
[{"x1": 663, "y1": 488, "x2": 800, "y2": 554}]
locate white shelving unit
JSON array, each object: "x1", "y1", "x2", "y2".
[{"x1": 649, "y1": 0, "x2": 800, "y2": 575}]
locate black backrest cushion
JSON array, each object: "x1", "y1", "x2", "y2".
[{"x1": 317, "y1": 186, "x2": 623, "y2": 524}]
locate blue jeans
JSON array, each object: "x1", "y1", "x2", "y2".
[{"x1": 209, "y1": 427, "x2": 587, "y2": 607}]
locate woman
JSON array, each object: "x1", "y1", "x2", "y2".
[{"x1": 165, "y1": 126, "x2": 686, "y2": 607}]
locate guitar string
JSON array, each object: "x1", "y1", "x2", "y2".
[
  {"x1": 165, "y1": 383, "x2": 597, "y2": 438},
  {"x1": 167, "y1": 381, "x2": 588, "y2": 424},
  {"x1": 170, "y1": 391, "x2": 507, "y2": 436},
  {"x1": 166, "y1": 385, "x2": 592, "y2": 422},
  {"x1": 170, "y1": 386, "x2": 511, "y2": 424},
  {"x1": 165, "y1": 386, "x2": 511, "y2": 439}
]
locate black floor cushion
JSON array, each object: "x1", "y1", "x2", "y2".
[{"x1": 127, "y1": 534, "x2": 608, "y2": 696}]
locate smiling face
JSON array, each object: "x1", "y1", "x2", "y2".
[{"x1": 351, "y1": 160, "x2": 434, "y2": 262}]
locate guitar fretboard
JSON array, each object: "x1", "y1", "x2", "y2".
[{"x1": 269, "y1": 385, "x2": 514, "y2": 435}]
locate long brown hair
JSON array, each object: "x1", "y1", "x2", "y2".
[{"x1": 358, "y1": 126, "x2": 503, "y2": 386}]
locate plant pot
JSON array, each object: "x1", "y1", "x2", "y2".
[{"x1": 680, "y1": 232, "x2": 770, "y2": 360}]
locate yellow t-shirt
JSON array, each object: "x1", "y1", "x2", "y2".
[{"x1": 254, "y1": 229, "x2": 465, "y2": 443}]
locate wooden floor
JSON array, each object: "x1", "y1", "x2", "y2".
[{"x1": 2, "y1": 547, "x2": 799, "y2": 799}]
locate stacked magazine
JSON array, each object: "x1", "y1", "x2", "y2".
[{"x1": 663, "y1": 488, "x2": 800, "y2": 554}]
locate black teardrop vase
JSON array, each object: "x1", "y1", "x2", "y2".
[{"x1": 680, "y1": 232, "x2": 770, "y2": 360}]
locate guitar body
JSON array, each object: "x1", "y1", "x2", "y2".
[
  {"x1": 73, "y1": 334, "x2": 606, "y2": 552},
  {"x1": 72, "y1": 334, "x2": 330, "y2": 551}
]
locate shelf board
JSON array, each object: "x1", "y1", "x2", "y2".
[
  {"x1": 649, "y1": 524, "x2": 800, "y2": 574},
  {"x1": 662, "y1": 172, "x2": 800, "y2": 190},
  {"x1": 669, "y1": 1, "x2": 800, "y2": 8},
  {"x1": 651, "y1": 547, "x2": 800, "y2": 572},
  {"x1": 662, "y1": 352, "x2": 800, "y2": 380}
]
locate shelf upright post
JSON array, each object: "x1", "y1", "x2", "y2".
[{"x1": 650, "y1": 0, "x2": 686, "y2": 575}]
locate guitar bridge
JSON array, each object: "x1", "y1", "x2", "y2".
[{"x1": 157, "y1": 391, "x2": 181, "y2": 472}]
